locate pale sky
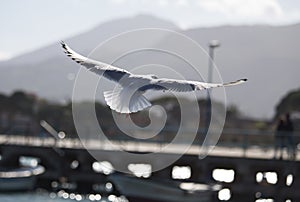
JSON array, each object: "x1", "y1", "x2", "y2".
[{"x1": 1, "y1": 0, "x2": 300, "y2": 60}]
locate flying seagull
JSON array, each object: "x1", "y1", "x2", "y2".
[{"x1": 61, "y1": 41, "x2": 247, "y2": 114}]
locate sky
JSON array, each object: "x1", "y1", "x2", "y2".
[{"x1": 0, "y1": 0, "x2": 300, "y2": 61}]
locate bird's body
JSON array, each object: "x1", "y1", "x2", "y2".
[{"x1": 61, "y1": 41, "x2": 247, "y2": 114}]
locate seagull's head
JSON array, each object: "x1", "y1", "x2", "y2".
[{"x1": 149, "y1": 74, "x2": 158, "y2": 79}]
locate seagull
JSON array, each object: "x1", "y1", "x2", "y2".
[{"x1": 61, "y1": 41, "x2": 247, "y2": 114}]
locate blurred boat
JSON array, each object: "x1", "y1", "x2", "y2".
[
  {"x1": 108, "y1": 174, "x2": 220, "y2": 202},
  {"x1": 0, "y1": 165, "x2": 45, "y2": 192}
]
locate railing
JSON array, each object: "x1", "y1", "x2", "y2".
[{"x1": 1, "y1": 128, "x2": 299, "y2": 160}]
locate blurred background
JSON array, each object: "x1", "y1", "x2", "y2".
[{"x1": 0, "y1": 0, "x2": 300, "y2": 202}]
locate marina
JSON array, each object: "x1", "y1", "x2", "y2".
[{"x1": 0, "y1": 133, "x2": 299, "y2": 202}]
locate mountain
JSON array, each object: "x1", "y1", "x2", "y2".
[
  {"x1": 0, "y1": 15, "x2": 299, "y2": 118},
  {"x1": 0, "y1": 14, "x2": 178, "y2": 100}
]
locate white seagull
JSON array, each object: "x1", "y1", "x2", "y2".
[{"x1": 61, "y1": 41, "x2": 247, "y2": 114}]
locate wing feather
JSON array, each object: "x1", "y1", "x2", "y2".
[
  {"x1": 148, "y1": 78, "x2": 247, "y2": 92},
  {"x1": 61, "y1": 41, "x2": 131, "y2": 82}
]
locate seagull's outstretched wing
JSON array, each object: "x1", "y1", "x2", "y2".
[
  {"x1": 145, "y1": 78, "x2": 247, "y2": 92},
  {"x1": 61, "y1": 41, "x2": 131, "y2": 82}
]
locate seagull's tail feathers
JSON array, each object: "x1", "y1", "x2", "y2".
[
  {"x1": 128, "y1": 93, "x2": 152, "y2": 113},
  {"x1": 104, "y1": 87, "x2": 151, "y2": 114}
]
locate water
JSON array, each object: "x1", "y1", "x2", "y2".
[
  {"x1": 0, "y1": 190, "x2": 127, "y2": 202},
  {"x1": 0, "y1": 192, "x2": 72, "y2": 202}
]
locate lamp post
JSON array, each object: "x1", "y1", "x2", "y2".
[{"x1": 205, "y1": 40, "x2": 220, "y2": 132}]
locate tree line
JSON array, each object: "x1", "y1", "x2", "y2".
[{"x1": 3, "y1": 88, "x2": 298, "y2": 138}]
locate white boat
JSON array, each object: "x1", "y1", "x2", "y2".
[{"x1": 0, "y1": 165, "x2": 45, "y2": 191}]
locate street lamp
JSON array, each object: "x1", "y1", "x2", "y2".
[
  {"x1": 208, "y1": 40, "x2": 220, "y2": 83},
  {"x1": 205, "y1": 40, "x2": 220, "y2": 132}
]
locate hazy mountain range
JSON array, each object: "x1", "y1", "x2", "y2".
[{"x1": 0, "y1": 15, "x2": 299, "y2": 119}]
